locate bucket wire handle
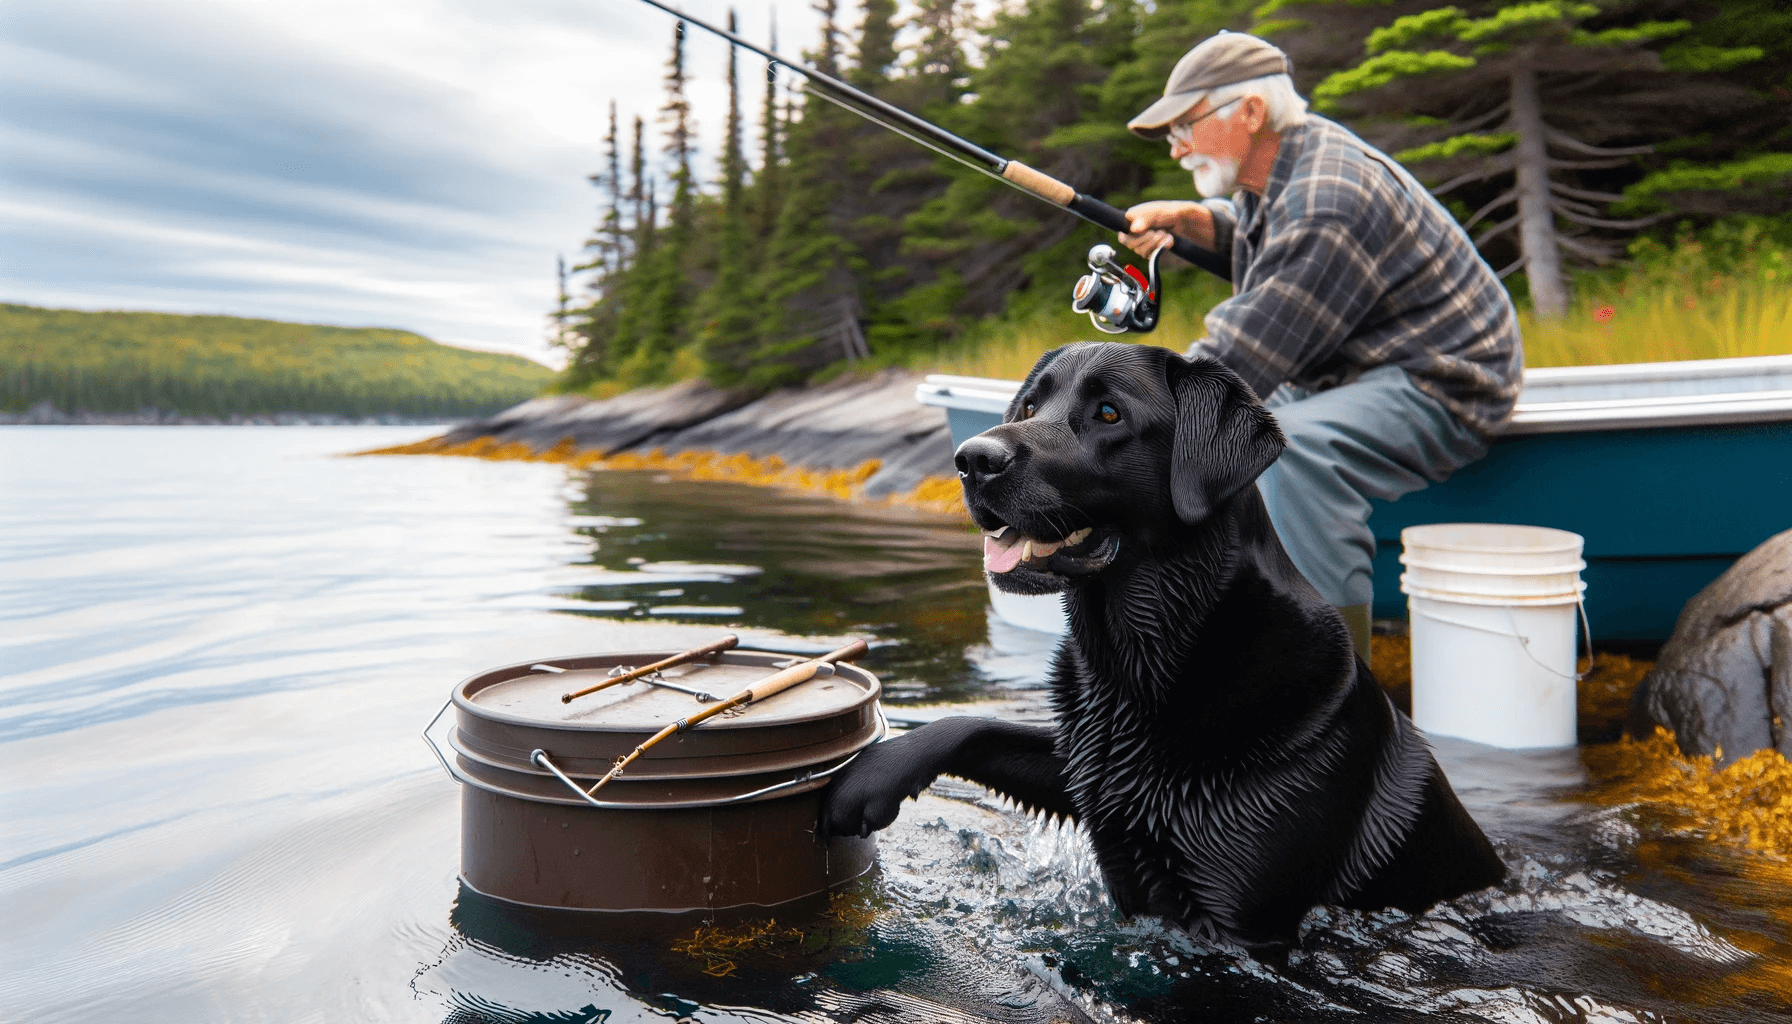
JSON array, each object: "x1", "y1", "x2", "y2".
[
  {"x1": 1409, "y1": 600, "x2": 1593, "y2": 682},
  {"x1": 530, "y1": 703, "x2": 889, "y2": 809},
  {"x1": 421, "y1": 697, "x2": 476, "y2": 786}
]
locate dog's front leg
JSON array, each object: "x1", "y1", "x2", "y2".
[{"x1": 820, "y1": 717, "x2": 1074, "y2": 838}]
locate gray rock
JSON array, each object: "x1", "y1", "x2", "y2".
[
  {"x1": 1628, "y1": 528, "x2": 1792, "y2": 763},
  {"x1": 439, "y1": 380, "x2": 753, "y2": 454},
  {"x1": 438, "y1": 370, "x2": 959, "y2": 499},
  {"x1": 650, "y1": 369, "x2": 955, "y2": 497}
]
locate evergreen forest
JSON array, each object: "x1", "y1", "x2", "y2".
[
  {"x1": 558, "y1": 0, "x2": 1791, "y2": 391},
  {"x1": 2, "y1": 305, "x2": 555, "y2": 420}
]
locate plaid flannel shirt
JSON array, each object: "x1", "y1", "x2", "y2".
[{"x1": 1190, "y1": 115, "x2": 1522, "y2": 438}]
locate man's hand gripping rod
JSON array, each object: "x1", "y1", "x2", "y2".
[{"x1": 626, "y1": 0, "x2": 1232, "y2": 286}]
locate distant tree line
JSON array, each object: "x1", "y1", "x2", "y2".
[
  {"x1": 1, "y1": 305, "x2": 554, "y2": 419},
  {"x1": 559, "y1": 0, "x2": 1791, "y2": 390}
]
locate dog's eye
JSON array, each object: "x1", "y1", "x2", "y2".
[
  {"x1": 1023, "y1": 401, "x2": 1036, "y2": 419},
  {"x1": 1095, "y1": 402, "x2": 1120, "y2": 424}
]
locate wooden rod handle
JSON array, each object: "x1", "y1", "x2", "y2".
[
  {"x1": 1001, "y1": 161, "x2": 1075, "y2": 206},
  {"x1": 746, "y1": 639, "x2": 869, "y2": 702},
  {"x1": 583, "y1": 638, "x2": 868, "y2": 795}
]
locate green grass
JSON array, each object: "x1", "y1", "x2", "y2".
[
  {"x1": 925, "y1": 270, "x2": 1235, "y2": 381},
  {"x1": 919, "y1": 224, "x2": 1792, "y2": 380},
  {"x1": 1522, "y1": 222, "x2": 1792, "y2": 367},
  {"x1": 1, "y1": 304, "x2": 554, "y2": 419},
  {"x1": 1522, "y1": 275, "x2": 1791, "y2": 368}
]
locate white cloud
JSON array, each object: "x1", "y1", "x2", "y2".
[{"x1": 0, "y1": 0, "x2": 825, "y2": 363}]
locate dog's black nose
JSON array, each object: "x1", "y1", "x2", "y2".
[{"x1": 955, "y1": 435, "x2": 1014, "y2": 482}]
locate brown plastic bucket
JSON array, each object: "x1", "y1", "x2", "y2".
[{"x1": 424, "y1": 647, "x2": 882, "y2": 913}]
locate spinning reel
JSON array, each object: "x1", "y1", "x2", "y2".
[{"x1": 1070, "y1": 243, "x2": 1162, "y2": 335}]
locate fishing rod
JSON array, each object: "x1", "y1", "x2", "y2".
[
  {"x1": 627, "y1": 0, "x2": 1232, "y2": 335},
  {"x1": 587, "y1": 638, "x2": 869, "y2": 794},
  {"x1": 557, "y1": 633, "x2": 739, "y2": 703}
]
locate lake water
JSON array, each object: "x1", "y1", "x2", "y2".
[{"x1": 3, "y1": 426, "x2": 1788, "y2": 1023}]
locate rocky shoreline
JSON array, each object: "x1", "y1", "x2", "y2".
[{"x1": 368, "y1": 369, "x2": 963, "y2": 506}]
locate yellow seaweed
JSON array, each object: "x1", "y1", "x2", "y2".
[{"x1": 353, "y1": 435, "x2": 968, "y2": 514}]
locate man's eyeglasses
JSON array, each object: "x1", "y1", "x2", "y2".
[{"x1": 1166, "y1": 99, "x2": 1241, "y2": 147}]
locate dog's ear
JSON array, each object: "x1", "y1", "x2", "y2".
[
  {"x1": 1004, "y1": 344, "x2": 1074, "y2": 423},
  {"x1": 1166, "y1": 354, "x2": 1286, "y2": 524}
]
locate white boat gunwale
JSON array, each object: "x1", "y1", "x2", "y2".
[{"x1": 917, "y1": 354, "x2": 1792, "y2": 435}]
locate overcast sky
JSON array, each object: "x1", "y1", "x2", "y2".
[{"x1": 1, "y1": 0, "x2": 830, "y2": 365}]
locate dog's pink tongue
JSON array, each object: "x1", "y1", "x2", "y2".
[{"x1": 984, "y1": 534, "x2": 1026, "y2": 573}]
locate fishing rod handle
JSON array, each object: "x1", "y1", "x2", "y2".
[
  {"x1": 1001, "y1": 161, "x2": 1231, "y2": 282},
  {"x1": 1001, "y1": 161, "x2": 1075, "y2": 205},
  {"x1": 743, "y1": 639, "x2": 870, "y2": 703},
  {"x1": 1067, "y1": 194, "x2": 1233, "y2": 282}
]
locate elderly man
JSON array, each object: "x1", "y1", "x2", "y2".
[{"x1": 1120, "y1": 32, "x2": 1523, "y2": 660}]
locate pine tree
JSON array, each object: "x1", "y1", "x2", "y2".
[
  {"x1": 835, "y1": 0, "x2": 944, "y2": 356},
  {"x1": 748, "y1": 3, "x2": 862, "y2": 386},
  {"x1": 908, "y1": 0, "x2": 968, "y2": 99},
  {"x1": 609, "y1": 116, "x2": 656, "y2": 368},
  {"x1": 698, "y1": 9, "x2": 760, "y2": 383},
  {"x1": 1278, "y1": 0, "x2": 1777, "y2": 317},
  {"x1": 895, "y1": 0, "x2": 1163, "y2": 334},
  {"x1": 850, "y1": 0, "x2": 899, "y2": 88},
  {"x1": 589, "y1": 102, "x2": 627, "y2": 279},
  {"x1": 811, "y1": 0, "x2": 843, "y2": 76},
  {"x1": 631, "y1": 115, "x2": 651, "y2": 249},
  {"x1": 629, "y1": 20, "x2": 700, "y2": 377},
  {"x1": 753, "y1": 16, "x2": 785, "y2": 250},
  {"x1": 549, "y1": 253, "x2": 573, "y2": 354},
  {"x1": 567, "y1": 103, "x2": 629, "y2": 383}
]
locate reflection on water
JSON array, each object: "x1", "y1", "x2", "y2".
[
  {"x1": 3, "y1": 427, "x2": 1790, "y2": 1023},
  {"x1": 553, "y1": 469, "x2": 1023, "y2": 704}
]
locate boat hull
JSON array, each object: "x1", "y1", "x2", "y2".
[{"x1": 927, "y1": 365, "x2": 1792, "y2": 643}]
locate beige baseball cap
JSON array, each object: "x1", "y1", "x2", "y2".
[{"x1": 1127, "y1": 32, "x2": 1293, "y2": 139}]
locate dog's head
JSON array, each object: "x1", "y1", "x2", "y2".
[{"x1": 957, "y1": 342, "x2": 1285, "y2": 594}]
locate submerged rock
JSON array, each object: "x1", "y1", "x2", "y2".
[{"x1": 1628, "y1": 528, "x2": 1792, "y2": 763}]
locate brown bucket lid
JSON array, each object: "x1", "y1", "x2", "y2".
[{"x1": 453, "y1": 648, "x2": 881, "y2": 783}]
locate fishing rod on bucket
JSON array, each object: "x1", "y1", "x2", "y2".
[
  {"x1": 625, "y1": 0, "x2": 1231, "y2": 336},
  {"x1": 587, "y1": 638, "x2": 870, "y2": 795},
  {"x1": 557, "y1": 633, "x2": 740, "y2": 703}
]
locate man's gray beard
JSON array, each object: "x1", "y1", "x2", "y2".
[{"x1": 1181, "y1": 153, "x2": 1240, "y2": 198}]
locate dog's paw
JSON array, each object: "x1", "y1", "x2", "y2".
[{"x1": 819, "y1": 732, "x2": 945, "y2": 838}]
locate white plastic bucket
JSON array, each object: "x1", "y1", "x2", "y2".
[{"x1": 1400, "y1": 524, "x2": 1587, "y2": 749}]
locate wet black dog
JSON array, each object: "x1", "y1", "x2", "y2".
[{"x1": 822, "y1": 342, "x2": 1505, "y2": 954}]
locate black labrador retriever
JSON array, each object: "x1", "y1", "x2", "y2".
[{"x1": 822, "y1": 342, "x2": 1505, "y2": 954}]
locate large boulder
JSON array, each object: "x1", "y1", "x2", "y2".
[{"x1": 1628, "y1": 528, "x2": 1792, "y2": 763}]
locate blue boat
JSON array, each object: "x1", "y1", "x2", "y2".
[{"x1": 917, "y1": 354, "x2": 1792, "y2": 642}]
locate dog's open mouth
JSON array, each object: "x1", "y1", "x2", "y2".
[{"x1": 981, "y1": 523, "x2": 1111, "y2": 578}]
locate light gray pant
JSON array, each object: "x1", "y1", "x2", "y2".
[{"x1": 1255, "y1": 366, "x2": 1489, "y2": 608}]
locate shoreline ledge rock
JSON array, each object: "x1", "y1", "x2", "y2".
[
  {"x1": 1628, "y1": 527, "x2": 1792, "y2": 764},
  {"x1": 371, "y1": 369, "x2": 963, "y2": 506}
]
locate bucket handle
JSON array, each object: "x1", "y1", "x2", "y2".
[
  {"x1": 1409, "y1": 601, "x2": 1594, "y2": 682},
  {"x1": 421, "y1": 697, "x2": 477, "y2": 787},
  {"x1": 529, "y1": 703, "x2": 890, "y2": 810}
]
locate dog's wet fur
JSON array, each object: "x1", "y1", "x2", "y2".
[{"x1": 822, "y1": 342, "x2": 1506, "y2": 955}]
